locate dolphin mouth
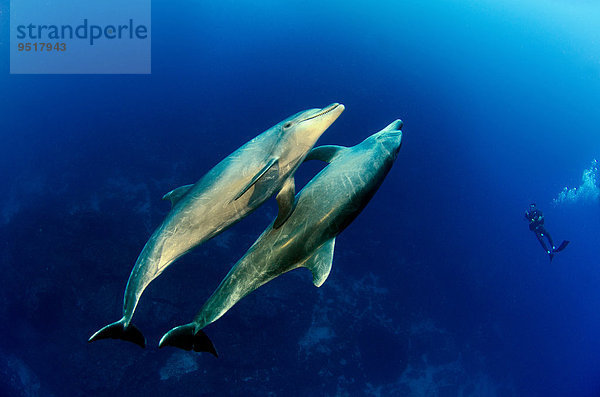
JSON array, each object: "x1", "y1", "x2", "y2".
[{"x1": 299, "y1": 103, "x2": 342, "y2": 123}]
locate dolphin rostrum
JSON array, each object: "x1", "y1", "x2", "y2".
[
  {"x1": 89, "y1": 103, "x2": 345, "y2": 348},
  {"x1": 158, "y1": 119, "x2": 403, "y2": 356}
]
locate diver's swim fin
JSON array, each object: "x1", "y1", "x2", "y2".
[
  {"x1": 553, "y1": 240, "x2": 570, "y2": 253},
  {"x1": 88, "y1": 319, "x2": 146, "y2": 348},
  {"x1": 159, "y1": 324, "x2": 218, "y2": 357}
]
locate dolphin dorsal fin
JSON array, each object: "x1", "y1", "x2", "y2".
[
  {"x1": 300, "y1": 238, "x2": 336, "y2": 287},
  {"x1": 273, "y1": 177, "x2": 296, "y2": 229},
  {"x1": 304, "y1": 145, "x2": 347, "y2": 164},
  {"x1": 234, "y1": 158, "x2": 279, "y2": 201},
  {"x1": 162, "y1": 184, "x2": 194, "y2": 208}
]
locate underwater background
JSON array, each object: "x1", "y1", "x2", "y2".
[{"x1": 1, "y1": 0, "x2": 600, "y2": 395}]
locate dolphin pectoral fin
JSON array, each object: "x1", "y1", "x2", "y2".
[
  {"x1": 234, "y1": 158, "x2": 279, "y2": 201},
  {"x1": 273, "y1": 177, "x2": 296, "y2": 229},
  {"x1": 88, "y1": 319, "x2": 146, "y2": 348},
  {"x1": 162, "y1": 184, "x2": 194, "y2": 208},
  {"x1": 303, "y1": 145, "x2": 347, "y2": 164},
  {"x1": 301, "y1": 238, "x2": 336, "y2": 287},
  {"x1": 159, "y1": 324, "x2": 218, "y2": 357}
]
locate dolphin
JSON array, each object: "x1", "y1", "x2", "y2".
[
  {"x1": 89, "y1": 103, "x2": 345, "y2": 348},
  {"x1": 158, "y1": 119, "x2": 403, "y2": 356}
]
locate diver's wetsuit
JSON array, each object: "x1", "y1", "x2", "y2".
[{"x1": 524, "y1": 206, "x2": 554, "y2": 255}]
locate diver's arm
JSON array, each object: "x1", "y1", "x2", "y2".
[{"x1": 536, "y1": 211, "x2": 544, "y2": 222}]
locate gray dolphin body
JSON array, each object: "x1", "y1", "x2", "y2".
[
  {"x1": 159, "y1": 120, "x2": 403, "y2": 356},
  {"x1": 89, "y1": 103, "x2": 345, "y2": 347}
]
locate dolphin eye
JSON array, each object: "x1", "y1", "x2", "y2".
[{"x1": 283, "y1": 122, "x2": 293, "y2": 129}]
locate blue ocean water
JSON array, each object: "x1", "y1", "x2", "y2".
[{"x1": 1, "y1": 0, "x2": 600, "y2": 395}]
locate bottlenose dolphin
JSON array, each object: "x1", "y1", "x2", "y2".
[
  {"x1": 89, "y1": 103, "x2": 345, "y2": 347},
  {"x1": 158, "y1": 119, "x2": 403, "y2": 356}
]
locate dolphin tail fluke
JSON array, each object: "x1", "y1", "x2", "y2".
[
  {"x1": 88, "y1": 319, "x2": 146, "y2": 348},
  {"x1": 159, "y1": 324, "x2": 218, "y2": 357}
]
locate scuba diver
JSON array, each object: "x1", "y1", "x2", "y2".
[{"x1": 524, "y1": 203, "x2": 569, "y2": 262}]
